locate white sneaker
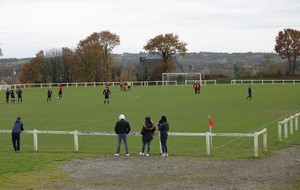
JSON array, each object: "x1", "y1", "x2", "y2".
[
  {"x1": 126, "y1": 154, "x2": 130, "y2": 156},
  {"x1": 114, "y1": 153, "x2": 119, "y2": 156},
  {"x1": 146, "y1": 153, "x2": 149, "y2": 157},
  {"x1": 139, "y1": 152, "x2": 144, "y2": 156},
  {"x1": 161, "y1": 153, "x2": 166, "y2": 157}
]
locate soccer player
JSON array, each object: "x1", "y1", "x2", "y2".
[
  {"x1": 103, "y1": 86, "x2": 111, "y2": 104},
  {"x1": 246, "y1": 85, "x2": 252, "y2": 100},
  {"x1": 10, "y1": 88, "x2": 15, "y2": 102},
  {"x1": 58, "y1": 84, "x2": 63, "y2": 99},
  {"x1": 47, "y1": 88, "x2": 53, "y2": 102},
  {"x1": 6, "y1": 88, "x2": 10, "y2": 103},
  {"x1": 193, "y1": 81, "x2": 201, "y2": 94},
  {"x1": 16, "y1": 86, "x2": 22, "y2": 103}
]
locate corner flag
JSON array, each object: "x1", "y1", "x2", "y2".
[{"x1": 209, "y1": 117, "x2": 214, "y2": 128}]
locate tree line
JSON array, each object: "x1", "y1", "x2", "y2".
[
  {"x1": 0, "y1": 28, "x2": 299, "y2": 84},
  {"x1": 18, "y1": 32, "x2": 186, "y2": 83}
]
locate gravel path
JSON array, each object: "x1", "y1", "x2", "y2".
[{"x1": 55, "y1": 145, "x2": 300, "y2": 190}]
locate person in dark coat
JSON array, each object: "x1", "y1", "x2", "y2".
[
  {"x1": 114, "y1": 114, "x2": 131, "y2": 156},
  {"x1": 139, "y1": 116, "x2": 156, "y2": 156},
  {"x1": 158, "y1": 115, "x2": 169, "y2": 157},
  {"x1": 11, "y1": 117, "x2": 24, "y2": 153}
]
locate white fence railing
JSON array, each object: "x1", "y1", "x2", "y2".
[
  {"x1": 231, "y1": 79, "x2": 300, "y2": 85},
  {"x1": 185, "y1": 80, "x2": 217, "y2": 85},
  {"x1": 0, "y1": 128, "x2": 267, "y2": 157},
  {"x1": 277, "y1": 112, "x2": 299, "y2": 141}
]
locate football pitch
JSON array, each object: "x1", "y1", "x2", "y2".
[
  {"x1": 1, "y1": 84, "x2": 299, "y2": 157},
  {"x1": 0, "y1": 83, "x2": 300, "y2": 188}
]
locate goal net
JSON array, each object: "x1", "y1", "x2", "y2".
[{"x1": 162, "y1": 73, "x2": 202, "y2": 85}]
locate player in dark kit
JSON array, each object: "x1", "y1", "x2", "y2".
[
  {"x1": 16, "y1": 86, "x2": 22, "y2": 103},
  {"x1": 6, "y1": 88, "x2": 10, "y2": 103},
  {"x1": 10, "y1": 88, "x2": 15, "y2": 102},
  {"x1": 103, "y1": 87, "x2": 111, "y2": 104},
  {"x1": 47, "y1": 88, "x2": 53, "y2": 102}
]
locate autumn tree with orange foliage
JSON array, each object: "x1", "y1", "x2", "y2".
[
  {"x1": 274, "y1": 28, "x2": 300, "y2": 75},
  {"x1": 19, "y1": 51, "x2": 45, "y2": 83},
  {"x1": 74, "y1": 31, "x2": 120, "y2": 82},
  {"x1": 144, "y1": 33, "x2": 187, "y2": 78},
  {"x1": 99, "y1": 31, "x2": 120, "y2": 81}
]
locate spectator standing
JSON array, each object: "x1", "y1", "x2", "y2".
[
  {"x1": 139, "y1": 116, "x2": 156, "y2": 156},
  {"x1": 158, "y1": 115, "x2": 169, "y2": 157},
  {"x1": 11, "y1": 117, "x2": 24, "y2": 153},
  {"x1": 114, "y1": 114, "x2": 131, "y2": 156}
]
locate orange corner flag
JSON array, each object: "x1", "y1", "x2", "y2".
[{"x1": 209, "y1": 117, "x2": 214, "y2": 128}]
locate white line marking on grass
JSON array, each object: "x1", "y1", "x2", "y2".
[{"x1": 213, "y1": 117, "x2": 286, "y2": 151}]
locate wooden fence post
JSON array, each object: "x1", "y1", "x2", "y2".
[
  {"x1": 263, "y1": 129, "x2": 267, "y2": 151},
  {"x1": 278, "y1": 122, "x2": 282, "y2": 142},
  {"x1": 284, "y1": 119, "x2": 288, "y2": 139},
  {"x1": 74, "y1": 130, "x2": 78, "y2": 151},
  {"x1": 33, "y1": 129, "x2": 38, "y2": 152},
  {"x1": 206, "y1": 132, "x2": 210, "y2": 156},
  {"x1": 254, "y1": 132, "x2": 258, "y2": 158},
  {"x1": 290, "y1": 116, "x2": 294, "y2": 135}
]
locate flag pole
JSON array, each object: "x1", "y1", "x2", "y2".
[{"x1": 209, "y1": 115, "x2": 213, "y2": 150}]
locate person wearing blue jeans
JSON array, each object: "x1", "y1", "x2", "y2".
[
  {"x1": 158, "y1": 116, "x2": 169, "y2": 157},
  {"x1": 139, "y1": 116, "x2": 156, "y2": 156},
  {"x1": 11, "y1": 117, "x2": 24, "y2": 153},
  {"x1": 114, "y1": 114, "x2": 131, "y2": 156}
]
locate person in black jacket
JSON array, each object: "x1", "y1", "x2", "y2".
[
  {"x1": 114, "y1": 114, "x2": 131, "y2": 156},
  {"x1": 158, "y1": 115, "x2": 169, "y2": 157},
  {"x1": 139, "y1": 116, "x2": 156, "y2": 156},
  {"x1": 11, "y1": 117, "x2": 24, "y2": 153}
]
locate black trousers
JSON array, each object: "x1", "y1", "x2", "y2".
[{"x1": 12, "y1": 133, "x2": 21, "y2": 151}]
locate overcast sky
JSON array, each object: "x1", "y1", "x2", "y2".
[{"x1": 0, "y1": 0, "x2": 299, "y2": 58}]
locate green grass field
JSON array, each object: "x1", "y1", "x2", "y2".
[{"x1": 0, "y1": 84, "x2": 300, "y2": 188}]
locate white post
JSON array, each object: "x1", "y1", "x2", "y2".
[
  {"x1": 284, "y1": 119, "x2": 288, "y2": 139},
  {"x1": 74, "y1": 130, "x2": 79, "y2": 151},
  {"x1": 263, "y1": 129, "x2": 267, "y2": 151},
  {"x1": 295, "y1": 113, "x2": 299, "y2": 131},
  {"x1": 33, "y1": 129, "x2": 38, "y2": 152},
  {"x1": 158, "y1": 133, "x2": 162, "y2": 154},
  {"x1": 205, "y1": 132, "x2": 210, "y2": 156},
  {"x1": 290, "y1": 116, "x2": 294, "y2": 135},
  {"x1": 278, "y1": 122, "x2": 282, "y2": 142},
  {"x1": 254, "y1": 132, "x2": 258, "y2": 158},
  {"x1": 210, "y1": 127, "x2": 213, "y2": 149}
]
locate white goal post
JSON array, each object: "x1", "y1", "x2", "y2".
[{"x1": 162, "y1": 73, "x2": 202, "y2": 85}]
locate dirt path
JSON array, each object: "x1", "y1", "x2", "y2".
[{"x1": 54, "y1": 146, "x2": 300, "y2": 190}]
